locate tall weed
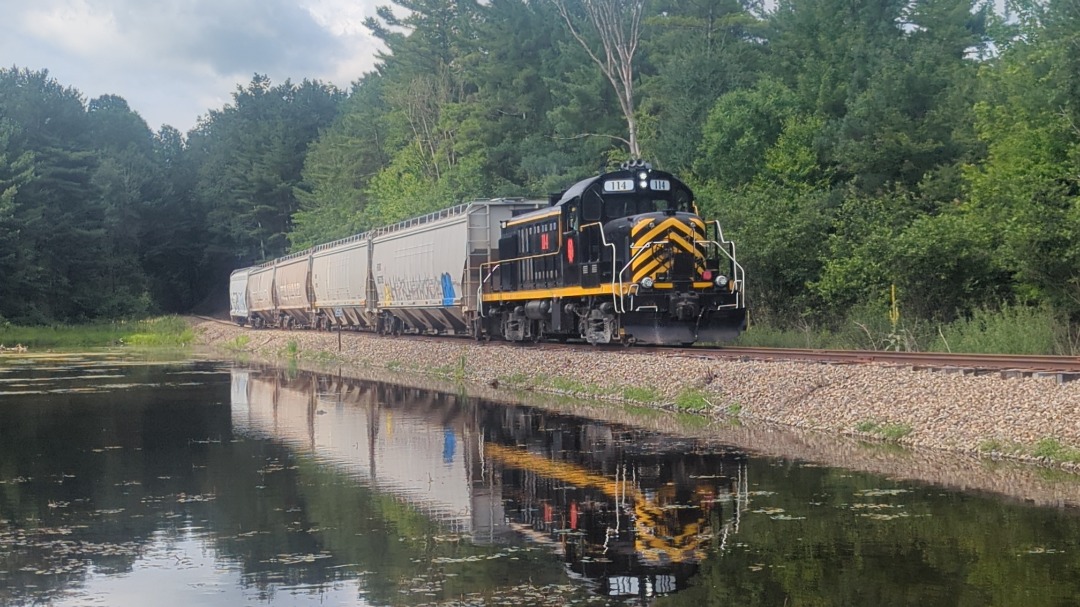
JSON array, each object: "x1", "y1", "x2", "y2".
[
  {"x1": 930, "y1": 304, "x2": 1061, "y2": 355},
  {"x1": 0, "y1": 316, "x2": 193, "y2": 349}
]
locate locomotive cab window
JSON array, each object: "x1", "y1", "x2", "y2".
[
  {"x1": 604, "y1": 195, "x2": 632, "y2": 218},
  {"x1": 566, "y1": 203, "x2": 580, "y2": 231},
  {"x1": 582, "y1": 190, "x2": 602, "y2": 222}
]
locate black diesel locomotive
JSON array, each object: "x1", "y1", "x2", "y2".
[
  {"x1": 479, "y1": 161, "x2": 745, "y2": 345},
  {"x1": 231, "y1": 162, "x2": 746, "y2": 346}
]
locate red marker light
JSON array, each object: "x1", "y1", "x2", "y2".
[{"x1": 702, "y1": 270, "x2": 713, "y2": 281}]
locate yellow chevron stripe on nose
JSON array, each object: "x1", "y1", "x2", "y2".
[
  {"x1": 628, "y1": 216, "x2": 711, "y2": 284},
  {"x1": 631, "y1": 234, "x2": 697, "y2": 273},
  {"x1": 631, "y1": 217, "x2": 695, "y2": 243},
  {"x1": 632, "y1": 258, "x2": 665, "y2": 284}
]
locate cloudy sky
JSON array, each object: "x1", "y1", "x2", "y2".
[{"x1": 3, "y1": 0, "x2": 386, "y2": 133}]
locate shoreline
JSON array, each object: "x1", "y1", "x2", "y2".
[{"x1": 193, "y1": 320, "x2": 1080, "y2": 501}]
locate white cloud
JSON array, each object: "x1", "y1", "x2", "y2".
[
  {"x1": 2, "y1": 0, "x2": 385, "y2": 132},
  {"x1": 21, "y1": 1, "x2": 124, "y2": 56}
]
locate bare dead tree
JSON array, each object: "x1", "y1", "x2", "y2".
[{"x1": 553, "y1": 0, "x2": 645, "y2": 159}]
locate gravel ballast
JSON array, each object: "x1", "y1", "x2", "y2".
[{"x1": 194, "y1": 320, "x2": 1080, "y2": 474}]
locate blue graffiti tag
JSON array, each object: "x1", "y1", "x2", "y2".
[{"x1": 441, "y1": 272, "x2": 456, "y2": 306}]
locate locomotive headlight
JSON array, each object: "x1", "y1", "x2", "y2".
[
  {"x1": 639, "y1": 180, "x2": 648, "y2": 189},
  {"x1": 715, "y1": 275, "x2": 729, "y2": 287},
  {"x1": 641, "y1": 277, "x2": 655, "y2": 289},
  {"x1": 638, "y1": 171, "x2": 648, "y2": 181}
]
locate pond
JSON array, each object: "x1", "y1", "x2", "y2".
[{"x1": 2, "y1": 354, "x2": 1080, "y2": 606}]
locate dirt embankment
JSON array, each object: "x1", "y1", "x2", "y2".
[{"x1": 194, "y1": 319, "x2": 1080, "y2": 507}]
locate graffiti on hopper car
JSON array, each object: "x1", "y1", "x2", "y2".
[{"x1": 379, "y1": 273, "x2": 459, "y2": 306}]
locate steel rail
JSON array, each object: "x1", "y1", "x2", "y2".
[{"x1": 664, "y1": 346, "x2": 1080, "y2": 374}]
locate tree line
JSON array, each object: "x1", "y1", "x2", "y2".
[{"x1": 0, "y1": 0, "x2": 1076, "y2": 338}]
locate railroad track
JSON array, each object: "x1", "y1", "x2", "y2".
[
  {"x1": 191, "y1": 315, "x2": 1080, "y2": 375},
  {"x1": 659, "y1": 346, "x2": 1080, "y2": 375}
]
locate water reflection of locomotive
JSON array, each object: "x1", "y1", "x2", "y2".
[
  {"x1": 233, "y1": 369, "x2": 747, "y2": 598},
  {"x1": 482, "y1": 407, "x2": 748, "y2": 598},
  {"x1": 230, "y1": 163, "x2": 746, "y2": 345}
]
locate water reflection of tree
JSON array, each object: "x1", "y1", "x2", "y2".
[
  {"x1": 657, "y1": 463, "x2": 1080, "y2": 606},
  {"x1": 0, "y1": 361, "x2": 231, "y2": 603}
]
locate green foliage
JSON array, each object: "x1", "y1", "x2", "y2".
[
  {"x1": 289, "y1": 76, "x2": 391, "y2": 248},
  {"x1": 284, "y1": 340, "x2": 300, "y2": 359},
  {"x1": 930, "y1": 304, "x2": 1065, "y2": 355},
  {"x1": 696, "y1": 78, "x2": 801, "y2": 189},
  {"x1": 122, "y1": 316, "x2": 195, "y2": 347},
  {"x1": 740, "y1": 300, "x2": 1078, "y2": 356},
  {"x1": 191, "y1": 75, "x2": 344, "y2": 264},
  {"x1": 704, "y1": 182, "x2": 837, "y2": 324},
  {"x1": 962, "y1": 8, "x2": 1080, "y2": 316},
  {"x1": 1031, "y1": 438, "x2": 1080, "y2": 464},
  {"x1": 984, "y1": 434, "x2": 1080, "y2": 462},
  {"x1": 0, "y1": 316, "x2": 191, "y2": 348},
  {"x1": 674, "y1": 388, "x2": 711, "y2": 411},
  {"x1": 978, "y1": 439, "x2": 1025, "y2": 455},
  {"x1": 224, "y1": 334, "x2": 251, "y2": 351},
  {"x1": 641, "y1": 0, "x2": 765, "y2": 172},
  {"x1": 815, "y1": 193, "x2": 1010, "y2": 323},
  {"x1": 622, "y1": 385, "x2": 661, "y2": 403}
]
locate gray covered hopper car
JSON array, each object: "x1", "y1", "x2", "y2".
[
  {"x1": 234, "y1": 198, "x2": 544, "y2": 334},
  {"x1": 229, "y1": 267, "x2": 253, "y2": 325},
  {"x1": 246, "y1": 264, "x2": 277, "y2": 327},
  {"x1": 273, "y1": 253, "x2": 315, "y2": 328},
  {"x1": 311, "y1": 234, "x2": 375, "y2": 330},
  {"x1": 370, "y1": 199, "x2": 544, "y2": 335}
]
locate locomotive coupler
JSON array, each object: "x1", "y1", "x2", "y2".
[{"x1": 670, "y1": 292, "x2": 700, "y2": 321}]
